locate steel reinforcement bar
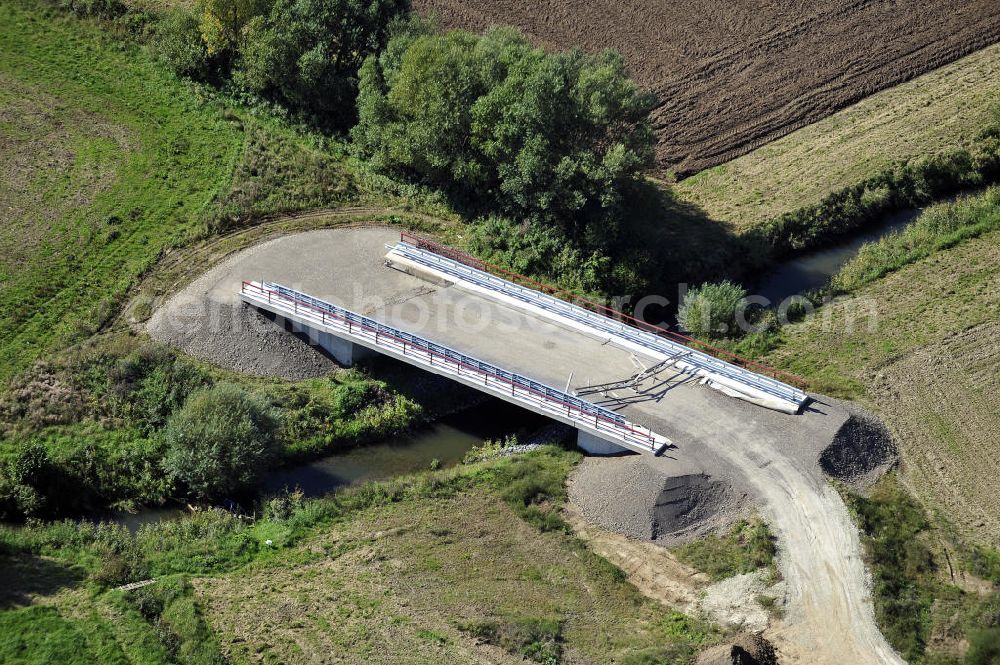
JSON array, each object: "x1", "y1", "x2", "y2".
[
  {"x1": 390, "y1": 235, "x2": 809, "y2": 412},
  {"x1": 240, "y1": 281, "x2": 671, "y2": 454}
]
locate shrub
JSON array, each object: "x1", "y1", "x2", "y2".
[
  {"x1": 235, "y1": 0, "x2": 408, "y2": 126},
  {"x1": 91, "y1": 342, "x2": 212, "y2": 434},
  {"x1": 153, "y1": 9, "x2": 210, "y2": 80},
  {"x1": 467, "y1": 216, "x2": 611, "y2": 295},
  {"x1": 966, "y1": 627, "x2": 1000, "y2": 665},
  {"x1": 61, "y1": 0, "x2": 126, "y2": 20},
  {"x1": 198, "y1": 0, "x2": 270, "y2": 61},
  {"x1": 677, "y1": 281, "x2": 748, "y2": 338},
  {"x1": 460, "y1": 616, "x2": 563, "y2": 664},
  {"x1": 353, "y1": 25, "x2": 654, "y2": 241},
  {"x1": 162, "y1": 384, "x2": 279, "y2": 501}
]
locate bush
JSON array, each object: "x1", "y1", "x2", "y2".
[
  {"x1": 60, "y1": 0, "x2": 126, "y2": 20},
  {"x1": 677, "y1": 281, "x2": 748, "y2": 338},
  {"x1": 235, "y1": 0, "x2": 408, "y2": 126},
  {"x1": 749, "y1": 123, "x2": 1000, "y2": 260},
  {"x1": 198, "y1": 0, "x2": 270, "y2": 61},
  {"x1": 162, "y1": 384, "x2": 279, "y2": 501},
  {"x1": 91, "y1": 342, "x2": 212, "y2": 435},
  {"x1": 966, "y1": 628, "x2": 1000, "y2": 665},
  {"x1": 153, "y1": 9, "x2": 210, "y2": 79},
  {"x1": 353, "y1": 25, "x2": 654, "y2": 242},
  {"x1": 460, "y1": 616, "x2": 563, "y2": 664},
  {"x1": 0, "y1": 443, "x2": 64, "y2": 520},
  {"x1": 467, "y1": 216, "x2": 611, "y2": 295}
]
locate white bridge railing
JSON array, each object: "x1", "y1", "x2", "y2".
[
  {"x1": 240, "y1": 281, "x2": 671, "y2": 455},
  {"x1": 387, "y1": 240, "x2": 809, "y2": 413}
]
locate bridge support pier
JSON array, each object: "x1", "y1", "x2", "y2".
[
  {"x1": 284, "y1": 316, "x2": 376, "y2": 367},
  {"x1": 576, "y1": 430, "x2": 629, "y2": 456}
]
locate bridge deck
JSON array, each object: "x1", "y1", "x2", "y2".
[
  {"x1": 228, "y1": 227, "x2": 803, "y2": 469},
  {"x1": 240, "y1": 280, "x2": 670, "y2": 454}
]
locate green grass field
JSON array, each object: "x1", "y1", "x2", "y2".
[
  {"x1": 675, "y1": 43, "x2": 1000, "y2": 230},
  {"x1": 0, "y1": 3, "x2": 363, "y2": 383},
  {"x1": 0, "y1": 449, "x2": 720, "y2": 664}
]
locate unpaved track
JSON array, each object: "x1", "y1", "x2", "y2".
[
  {"x1": 413, "y1": 0, "x2": 1000, "y2": 175},
  {"x1": 670, "y1": 395, "x2": 904, "y2": 664},
  {"x1": 581, "y1": 386, "x2": 906, "y2": 665},
  {"x1": 148, "y1": 226, "x2": 904, "y2": 664}
]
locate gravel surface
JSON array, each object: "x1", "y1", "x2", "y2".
[
  {"x1": 700, "y1": 570, "x2": 785, "y2": 632},
  {"x1": 569, "y1": 458, "x2": 748, "y2": 544},
  {"x1": 149, "y1": 300, "x2": 337, "y2": 380}
]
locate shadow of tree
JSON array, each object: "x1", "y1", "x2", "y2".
[
  {"x1": 608, "y1": 179, "x2": 757, "y2": 321},
  {"x1": 0, "y1": 554, "x2": 84, "y2": 609}
]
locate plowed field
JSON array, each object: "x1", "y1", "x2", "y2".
[{"x1": 412, "y1": 0, "x2": 1000, "y2": 175}]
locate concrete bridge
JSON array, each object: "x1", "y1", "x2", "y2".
[{"x1": 239, "y1": 233, "x2": 808, "y2": 456}]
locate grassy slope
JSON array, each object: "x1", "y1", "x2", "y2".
[
  {"x1": 0, "y1": 3, "x2": 368, "y2": 384},
  {"x1": 675, "y1": 43, "x2": 1000, "y2": 230},
  {"x1": 764, "y1": 223, "x2": 1000, "y2": 543},
  {"x1": 0, "y1": 3, "x2": 243, "y2": 379},
  {"x1": 0, "y1": 450, "x2": 719, "y2": 664},
  {"x1": 761, "y1": 206, "x2": 1000, "y2": 660}
]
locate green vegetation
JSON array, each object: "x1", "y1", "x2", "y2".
[
  {"x1": 460, "y1": 616, "x2": 563, "y2": 663},
  {"x1": 833, "y1": 186, "x2": 1000, "y2": 292},
  {"x1": 0, "y1": 337, "x2": 423, "y2": 519},
  {"x1": 353, "y1": 26, "x2": 654, "y2": 236},
  {"x1": 124, "y1": 577, "x2": 225, "y2": 665},
  {"x1": 0, "y1": 449, "x2": 721, "y2": 663},
  {"x1": 676, "y1": 280, "x2": 749, "y2": 338},
  {"x1": 744, "y1": 129, "x2": 1000, "y2": 258},
  {"x1": 0, "y1": 606, "x2": 105, "y2": 665},
  {"x1": 846, "y1": 477, "x2": 936, "y2": 660},
  {"x1": 162, "y1": 384, "x2": 279, "y2": 501},
  {"x1": 673, "y1": 519, "x2": 777, "y2": 582},
  {"x1": 762, "y1": 194, "x2": 1000, "y2": 397},
  {"x1": 235, "y1": 0, "x2": 408, "y2": 126},
  {"x1": 844, "y1": 475, "x2": 1000, "y2": 664},
  {"x1": 0, "y1": 1, "x2": 360, "y2": 383}
]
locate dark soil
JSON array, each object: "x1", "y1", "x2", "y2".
[{"x1": 412, "y1": 0, "x2": 1000, "y2": 175}]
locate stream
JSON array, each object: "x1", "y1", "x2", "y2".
[
  {"x1": 753, "y1": 191, "x2": 980, "y2": 304},
  {"x1": 752, "y1": 206, "x2": 920, "y2": 304},
  {"x1": 112, "y1": 399, "x2": 549, "y2": 531}
]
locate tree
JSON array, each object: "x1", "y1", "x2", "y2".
[
  {"x1": 677, "y1": 281, "x2": 748, "y2": 338},
  {"x1": 236, "y1": 0, "x2": 409, "y2": 126},
  {"x1": 352, "y1": 26, "x2": 655, "y2": 241},
  {"x1": 199, "y1": 0, "x2": 270, "y2": 60},
  {"x1": 163, "y1": 384, "x2": 279, "y2": 501},
  {"x1": 153, "y1": 9, "x2": 210, "y2": 79}
]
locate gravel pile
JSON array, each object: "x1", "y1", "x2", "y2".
[
  {"x1": 568, "y1": 456, "x2": 746, "y2": 544},
  {"x1": 568, "y1": 457, "x2": 666, "y2": 540},
  {"x1": 819, "y1": 410, "x2": 898, "y2": 489},
  {"x1": 148, "y1": 300, "x2": 337, "y2": 380}
]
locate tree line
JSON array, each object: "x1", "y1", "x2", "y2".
[{"x1": 145, "y1": 0, "x2": 655, "y2": 290}]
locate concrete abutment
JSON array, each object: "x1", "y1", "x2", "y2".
[{"x1": 576, "y1": 429, "x2": 630, "y2": 455}]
